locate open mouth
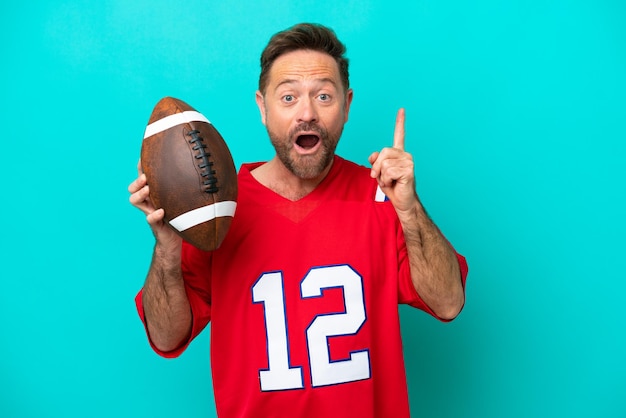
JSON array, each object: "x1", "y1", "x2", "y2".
[{"x1": 295, "y1": 134, "x2": 320, "y2": 150}]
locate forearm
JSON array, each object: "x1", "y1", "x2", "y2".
[
  {"x1": 142, "y1": 244, "x2": 192, "y2": 352},
  {"x1": 397, "y1": 200, "x2": 465, "y2": 320}
]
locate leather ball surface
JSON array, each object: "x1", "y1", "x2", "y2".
[{"x1": 141, "y1": 97, "x2": 237, "y2": 251}]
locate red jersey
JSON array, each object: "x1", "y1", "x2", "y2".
[{"x1": 136, "y1": 156, "x2": 468, "y2": 417}]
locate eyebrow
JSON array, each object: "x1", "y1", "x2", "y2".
[{"x1": 274, "y1": 77, "x2": 339, "y2": 91}]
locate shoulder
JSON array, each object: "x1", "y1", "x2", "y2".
[
  {"x1": 333, "y1": 155, "x2": 369, "y2": 176},
  {"x1": 238, "y1": 162, "x2": 264, "y2": 178},
  {"x1": 329, "y1": 156, "x2": 388, "y2": 203}
]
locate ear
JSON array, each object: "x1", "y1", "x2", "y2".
[
  {"x1": 343, "y1": 88, "x2": 354, "y2": 123},
  {"x1": 255, "y1": 91, "x2": 267, "y2": 125}
]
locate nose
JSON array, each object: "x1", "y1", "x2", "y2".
[{"x1": 297, "y1": 97, "x2": 318, "y2": 123}]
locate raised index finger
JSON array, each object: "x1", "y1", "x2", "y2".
[{"x1": 393, "y1": 108, "x2": 405, "y2": 150}]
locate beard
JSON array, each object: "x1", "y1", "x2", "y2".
[{"x1": 267, "y1": 121, "x2": 343, "y2": 179}]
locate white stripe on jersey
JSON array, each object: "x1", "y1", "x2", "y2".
[{"x1": 375, "y1": 186, "x2": 387, "y2": 202}]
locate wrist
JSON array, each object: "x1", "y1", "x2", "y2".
[
  {"x1": 153, "y1": 239, "x2": 182, "y2": 270},
  {"x1": 395, "y1": 198, "x2": 424, "y2": 224}
]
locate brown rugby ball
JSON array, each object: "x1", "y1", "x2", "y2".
[{"x1": 141, "y1": 97, "x2": 237, "y2": 251}]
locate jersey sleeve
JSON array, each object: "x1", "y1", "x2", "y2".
[
  {"x1": 396, "y1": 224, "x2": 469, "y2": 322},
  {"x1": 134, "y1": 241, "x2": 213, "y2": 358}
]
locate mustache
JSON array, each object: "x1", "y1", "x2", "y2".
[{"x1": 289, "y1": 122, "x2": 327, "y2": 138}]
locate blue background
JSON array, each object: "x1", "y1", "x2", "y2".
[{"x1": 1, "y1": 1, "x2": 624, "y2": 417}]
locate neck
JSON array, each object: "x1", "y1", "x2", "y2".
[{"x1": 251, "y1": 156, "x2": 334, "y2": 201}]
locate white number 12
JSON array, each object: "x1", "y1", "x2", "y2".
[{"x1": 252, "y1": 265, "x2": 371, "y2": 391}]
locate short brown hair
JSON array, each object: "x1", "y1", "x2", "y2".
[{"x1": 258, "y1": 23, "x2": 350, "y2": 95}]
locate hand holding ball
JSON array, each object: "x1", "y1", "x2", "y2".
[{"x1": 141, "y1": 97, "x2": 237, "y2": 251}]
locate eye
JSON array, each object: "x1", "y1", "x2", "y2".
[
  {"x1": 318, "y1": 93, "x2": 331, "y2": 102},
  {"x1": 282, "y1": 95, "x2": 295, "y2": 103}
]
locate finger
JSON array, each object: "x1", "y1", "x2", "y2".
[
  {"x1": 146, "y1": 208, "x2": 165, "y2": 226},
  {"x1": 129, "y1": 184, "x2": 151, "y2": 207},
  {"x1": 393, "y1": 108, "x2": 405, "y2": 150},
  {"x1": 137, "y1": 159, "x2": 144, "y2": 176},
  {"x1": 368, "y1": 151, "x2": 380, "y2": 165},
  {"x1": 368, "y1": 151, "x2": 380, "y2": 177},
  {"x1": 127, "y1": 173, "x2": 147, "y2": 193},
  {"x1": 377, "y1": 150, "x2": 415, "y2": 183},
  {"x1": 370, "y1": 147, "x2": 403, "y2": 179}
]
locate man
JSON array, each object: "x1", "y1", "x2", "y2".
[{"x1": 129, "y1": 23, "x2": 467, "y2": 418}]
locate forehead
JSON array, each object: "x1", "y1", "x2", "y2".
[{"x1": 267, "y1": 49, "x2": 341, "y2": 88}]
